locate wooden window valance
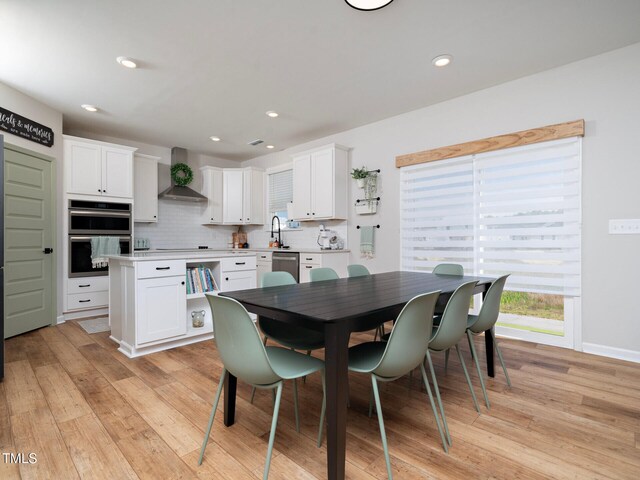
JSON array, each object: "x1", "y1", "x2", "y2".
[{"x1": 395, "y1": 119, "x2": 585, "y2": 168}]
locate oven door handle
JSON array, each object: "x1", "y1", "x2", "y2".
[
  {"x1": 70, "y1": 236, "x2": 132, "y2": 241},
  {"x1": 69, "y1": 210, "x2": 131, "y2": 217}
]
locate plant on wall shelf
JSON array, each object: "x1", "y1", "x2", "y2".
[{"x1": 351, "y1": 166, "x2": 369, "y2": 188}]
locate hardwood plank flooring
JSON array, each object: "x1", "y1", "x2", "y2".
[{"x1": 1, "y1": 321, "x2": 639, "y2": 479}]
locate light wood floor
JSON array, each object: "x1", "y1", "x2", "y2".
[{"x1": 1, "y1": 320, "x2": 639, "y2": 479}]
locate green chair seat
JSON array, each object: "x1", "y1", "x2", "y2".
[
  {"x1": 347, "y1": 342, "x2": 387, "y2": 373},
  {"x1": 265, "y1": 346, "x2": 325, "y2": 380}
]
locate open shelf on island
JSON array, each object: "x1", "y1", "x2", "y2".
[{"x1": 186, "y1": 291, "x2": 218, "y2": 300}]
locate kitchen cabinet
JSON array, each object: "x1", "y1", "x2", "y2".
[
  {"x1": 136, "y1": 275, "x2": 187, "y2": 344},
  {"x1": 65, "y1": 276, "x2": 109, "y2": 311},
  {"x1": 256, "y1": 251, "x2": 273, "y2": 285},
  {"x1": 299, "y1": 251, "x2": 349, "y2": 283},
  {"x1": 222, "y1": 167, "x2": 264, "y2": 225},
  {"x1": 64, "y1": 135, "x2": 136, "y2": 199},
  {"x1": 134, "y1": 154, "x2": 159, "y2": 222},
  {"x1": 291, "y1": 144, "x2": 349, "y2": 221},
  {"x1": 200, "y1": 166, "x2": 224, "y2": 224}
]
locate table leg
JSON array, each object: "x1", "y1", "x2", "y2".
[
  {"x1": 483, "y1": 290, "x2": 495, "y2": 377},
  {"x1": 224, "y1": 371, "x2": 237, "y2": 426},
  {"x1": 324, "y1": 322, "x2": 350, "y2": 480}
]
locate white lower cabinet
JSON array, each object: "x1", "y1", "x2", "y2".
[
  {"x1": 299, "y1": 252, "x2": 349, "y2": 283},
  {"x1": 137, "y1": 275, "x2": 187, "y2": 344},
  {"x1": 256, "y1": 252, "x2": 272, "y2": 286}
]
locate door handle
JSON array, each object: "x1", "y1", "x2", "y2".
[{"x1": 43, "y1": 247, "x2": 54, "y2": 254}]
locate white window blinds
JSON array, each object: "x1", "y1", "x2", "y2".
[
  {"x1": 400, "y1": 137, "x2": 581, "y2": 296},
  {"x1": 400, "y1": 156, "x2": 475, "y2": 273},
  {"x1": 268, "y1": 169, "x2": 293, "y2": 213}
]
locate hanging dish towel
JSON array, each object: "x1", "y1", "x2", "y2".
[
  {"x1": 91, "y1": 236, "x2": 121, "y2": 268},
  {"x1": 360, "y1": 226, "x2": 375, "y2": 259}
]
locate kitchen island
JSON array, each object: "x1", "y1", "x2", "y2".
[{"x1": 107, "y1": 250, "x2": 256, "y2": 357}]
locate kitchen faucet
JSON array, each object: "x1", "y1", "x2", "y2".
[{"x1": 271, "y1": 215, "x2": 282, "y2": 248}]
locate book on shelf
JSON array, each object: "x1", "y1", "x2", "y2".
[{"x1": 186, "y1": 266, "x2": 218, "y2": 294}]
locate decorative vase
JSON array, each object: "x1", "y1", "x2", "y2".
[{"x1": 357, "y1": 178, "x2": 366, "y2": 188}]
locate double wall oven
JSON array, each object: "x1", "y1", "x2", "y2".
[{"x1": 68, "y1": 200, "x2": 132, "y2": 277}]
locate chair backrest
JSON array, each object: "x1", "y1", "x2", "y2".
[
  {"x1": 347, "y1": 264, "x2": 370, "y2": 277},
  {"x1": 469, "y1": 275, "x2": 510, "y2": 333},
  {"x1": 205, "y1": 294, "x2": 280, "y2": 386},
  {"x1": 433, "y1": 263, "x2": 464, "y2": 276},
  {"x1": 261, "y1": 271, "x2": 297, "y2": 287},
  {"x1": 309, "y1": 267, "x2": 339, "y2": 282},
  {"x1": 429, "y1": 281, "x2": 477, "y2": 351},
  {"x1": 372, "y1": 291, "x2": 440, "y2": 378}
]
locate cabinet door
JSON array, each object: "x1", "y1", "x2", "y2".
[
  {"x1": 102, "y1": 147, "x2": 133, "y2": 198},
  {"x1": 137, "y1": 276, "x2": 187, "y2": 344},
  {"x1": 311, "y1": 149, "x2": 334, "y2": 219},
  {"x1": 202, "y1": 168, "x2": 223, "y2": 224},
  {"x1": 133, "y1": 156, "x2": 158, "y2": 222},
  {"x1": 292, "y1": 154, "x2": 312, "y2": 220},
  {"x1": 243, "y1": 169, "x2": 264, "y2": 225},
  {"x1": 299, "y1": 264, "x2": 316, "y2": 283},
  {"x1": 66, "y1": 141, "x2": 102, "y2": 195},
  {"x1": 220, "y1": 270, "x2": 256, "y2": 292},
  {"x1": 223, "y1": 170, "x2": 244, "y2": 224}
]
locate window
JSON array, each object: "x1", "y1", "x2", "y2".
[
  {"x1": 400, "y1": 137, "x2": 582, "y2": 346},
  {"x1": 268, "y1": 168, "x2": 293, "y2": 225}
]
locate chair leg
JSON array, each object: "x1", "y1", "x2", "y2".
[
  {"x1": 444, "y1": 348, "x2": 450, "y2": 374},
  {"x1": 455, "y1": 344, "x2": 480, "y2": 413},
  {"x1": 317, "y1": 371, "x2": 326, "y2": 447},
  {"x1": 426, "y1": 351, "x2": 451, "y2": 446},
  {"x1": 372, "y1": 376, "x2": 393, "y2": 480},
  {"x1": 467, "y1": 330, "x2": 490, "y2": 409},
  {"x1": 263, "y1": 382, "x2": 283, "y2": 480},
  {"x1": 419, "y1": 363, "x2": 448, "y2": 453},
  {"x1": 250, "y1": 336, "x2": 270, "y2": 403},
  {"x1": 293, "y1": 378, "x2": 300, "y2": 433},
  {"x1": 303, "y1": 351, "x2": 311, "y2": 384},
  {"x1": 198, "y1": 367, "x2": 226, "y2": 465},
  {"x1": 368, "y1": 388, "x2": 374, "y2": 418},
  {"x1": 491, "y1": 330, "x2": 512, "y2": 387},
  {"x1": 373, "y1": 326, "x2": 379, "y2": 342}
]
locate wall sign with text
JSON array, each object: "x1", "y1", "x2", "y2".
[{"x1": 0, "y1": 107, "x2": 54, "y2": 147}]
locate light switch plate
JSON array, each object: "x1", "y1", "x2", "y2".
[{"x1": 609, "y1": 219, "x2": 640, "y2": 234}]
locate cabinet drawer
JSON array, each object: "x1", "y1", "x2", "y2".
[
  {"x1": 256, "y1": 252, "x2": 272, "y2": 263},
  {"x1": 67, "y1": 291, "x2": 109, "y2": 310},
  {"x1": 221, "y1": 256, "x2": 257, "y2": 272},
  {"x1": 68, "y1": 276, "x2": 109, "y2": 294},
  {"x1": 221, "y1": 270, "x2": 257, "y2": 292},
  {"x1": 300, "y1": 253, "x2": 322, "y2": 265},
  {"x1": 137, "y1": 260, "x2": 186, "y2": 279}
]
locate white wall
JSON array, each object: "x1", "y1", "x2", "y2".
[
  {"x1": 0, "y1": 82, "x2": 64, "y2": 318},
  {"x1": 242, "y1": 42, "x2": 640, "y2": 354}
]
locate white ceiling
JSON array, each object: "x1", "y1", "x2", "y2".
[{"x1": 2, "y1": 0, "x2": 640, "y2": 161}]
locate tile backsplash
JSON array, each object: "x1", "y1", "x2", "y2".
[{"x1": 135, "y1": 199, "x2": 349, "y2": 250}]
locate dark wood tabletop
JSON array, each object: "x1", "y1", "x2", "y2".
[{"x1": 220, "y1": 271, "x2": 496, "y2": 480}]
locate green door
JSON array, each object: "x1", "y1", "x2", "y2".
[{"x1": 4, "y1": 144, "x2": 55, "y2": 338}]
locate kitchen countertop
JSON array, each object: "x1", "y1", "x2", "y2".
[{"x1": 108, "y1": 248, "x2": 350, "y2": 262}]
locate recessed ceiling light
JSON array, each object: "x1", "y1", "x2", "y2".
[
  {"x1": 266, "y1": 111, "x2": 279, "y2": 118},
  {"x1": 81, "y1": 104, "x2": 98, "y2": 112},
  {"x1": 116, "y1": 56, "x2": 137, "y2": 69},
  {"x1": 210, "y1": 136, "x2": 221, "y2": 142},
  {"x1": 266, "y1": 145, "x2": 275, "y2": 149},
  {"x1": 345, "y1": 0, "x2": 394, "y2": 11},
  {"x1": 432, "y1": 54, "x2": 453, "y2": 67}
]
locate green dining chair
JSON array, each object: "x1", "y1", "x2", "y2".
[
  {"x1": 251, "y1": 271, "x2": 325, "y2": 403},
  {"x1": 426, "y1": 281, "x2": 480, "y2": 447},
  {"x1": 466, "y1": 275, "x2": 512, "y2": 409},
  {"x1": 199, "y1": 294, "x2": 326, "y2": 479},
  {"x1": 309, "y1": 267, "x2": 339, "y2": 282},
  {"x1": 433, "y1": 263, "x2": 465, "y2": 317},
  {"x1": 347, "y1": 264, "x2": 386, "y2": 341},
  {"x1": 346, "y1": 291, "x2": 448, "y2": 479}
]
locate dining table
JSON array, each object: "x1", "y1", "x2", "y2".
[{"x1": 220, "y1": 270, "x2": 495, "y2": 480}]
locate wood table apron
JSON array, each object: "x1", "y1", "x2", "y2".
[{"x1": 220, "y1": 271, "x2": 494, "y2": 480}]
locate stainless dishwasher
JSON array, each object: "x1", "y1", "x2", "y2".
[{"x1": 272, "y1": 251, "x2": 300, "y2": 282}]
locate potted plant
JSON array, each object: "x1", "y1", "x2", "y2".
[{"x1": 351, "y1": 166, "x2": 369, "y2": 188}]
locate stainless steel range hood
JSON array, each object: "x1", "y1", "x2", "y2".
[{"x1": 158, "y1": 147, "x2": 208, "y2": 202}]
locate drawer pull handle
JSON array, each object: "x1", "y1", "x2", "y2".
[
  {"x1": 155, "y1": 267, "x2": 171, "y2": 270},
  {"x1": 305, "y1": 266, "x2": 312, "y2": 269},
  {"x1": 79, "y1": 299, "x2": 91, "y2": 303},
  {"x1": 225, "y1": 277, "x2": 229, "y2": 281},
  {"x1": 235, "y1": 262, "x2": 246, "y2": 265},
  {"x1": 79, "y1": 284, "x2": 91, "y2": 288},
  {"x1": 305, "y1": 257, "x2": 312, "y2": 260}
]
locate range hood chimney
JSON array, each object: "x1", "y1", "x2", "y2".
[{"x1": 158, "y1": 147, "x2": 207, "y2": 202}]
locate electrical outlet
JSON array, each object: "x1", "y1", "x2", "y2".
[{"x1": 609, "y1": 219, "x2": 640, "y2": 234}]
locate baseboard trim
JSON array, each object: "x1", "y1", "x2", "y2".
[
  {"x1": 56, "y1": 315, "x2": 65, "y2": 325},
  {"x1": 582, "y1": 343, "x2": 640, "y2": 364}
]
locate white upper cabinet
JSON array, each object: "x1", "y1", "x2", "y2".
[
  {"x1": 200, "y1": 166, "x2": 224, "y2": 224},
  {"x1": 134, "y1": 154, "x2": 160, "y2": 222},
  {"x1": 64, "y1": 135, "x2": 136, "y2": 199},
  {"x1": 220, "y1": 167, "x2": 264, "y2": 225},
  {"x1": 291, "y1": 144, "x2": 349, "y2": 221}
]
